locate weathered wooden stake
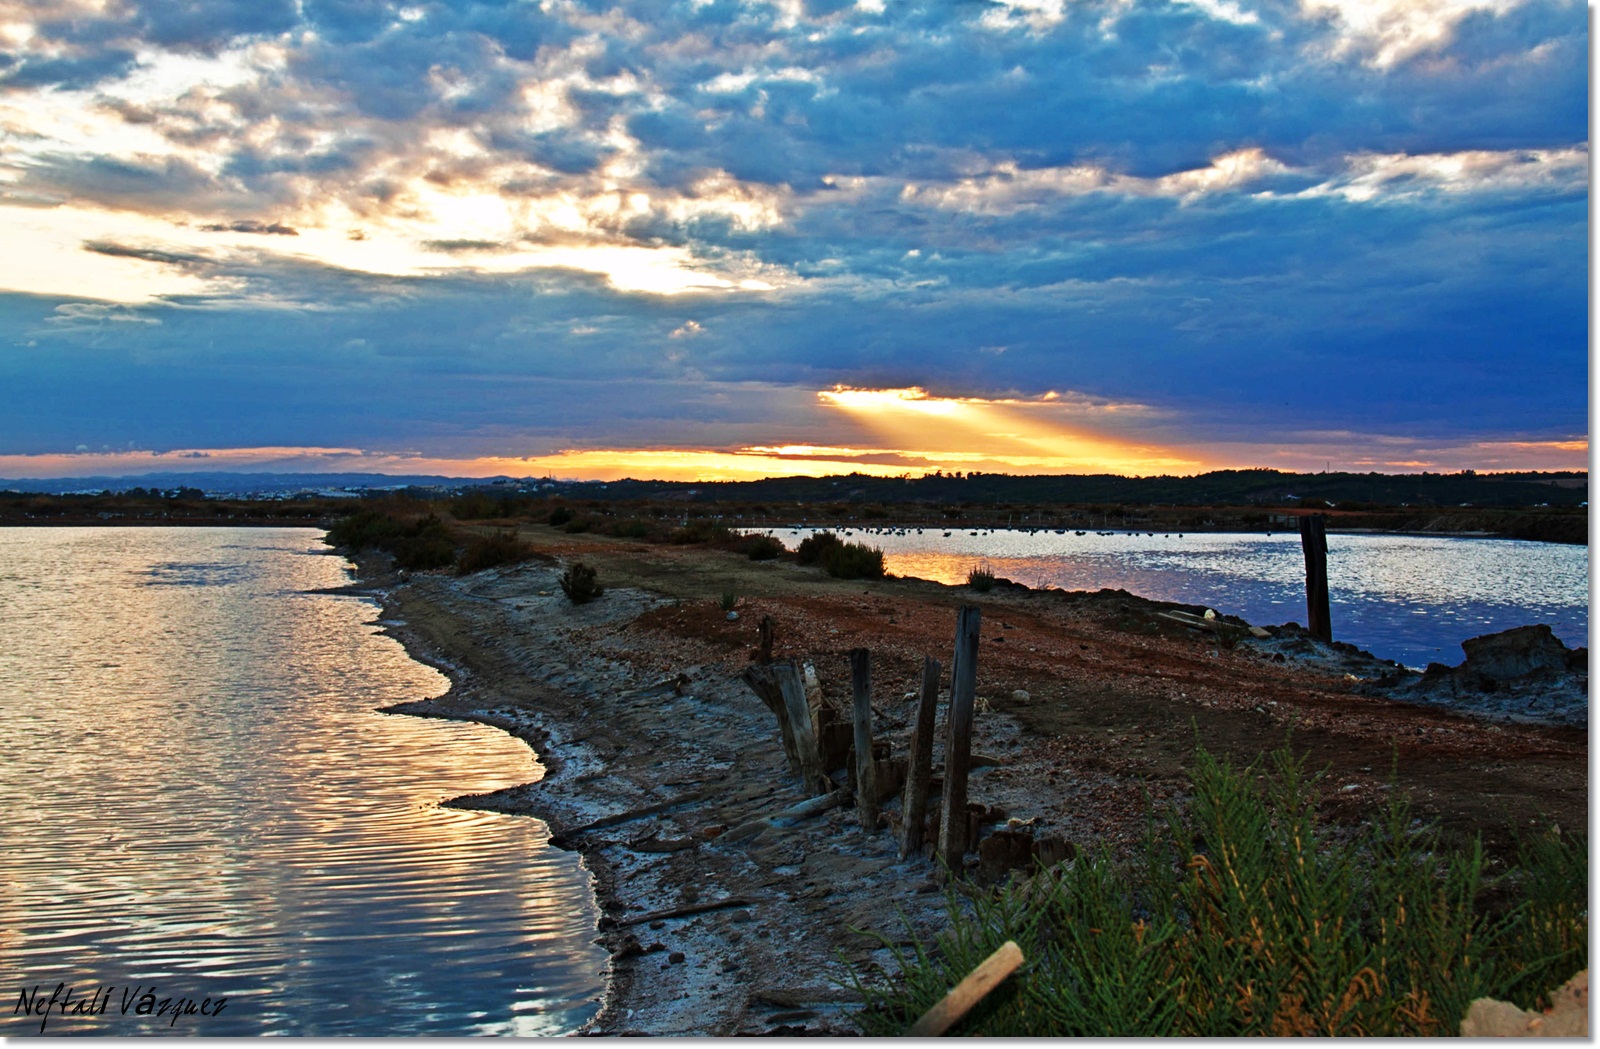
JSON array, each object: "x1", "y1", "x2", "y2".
[
  {"x1": 849, "y1": 648, "x2": 878, "y2": 833},
  {"x1": 1299, "y1": 513, "x2": 1332, "y2": 642},
  {"x1": 938, "y1": 605, "x2": 981, "y2": 872},
  {"x1": 775, "y1": 662, "x2": 830, "y2": 794},
  {"x1": 900, "y1": 655, "x2": 941, "y2": 859},
  {"x1": 756, "y1": 614, "x2": 775, "y2": 666}
]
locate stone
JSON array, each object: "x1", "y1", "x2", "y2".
[
  {"x1": 1459, "y1": 625, "x2": 1573, "y2": 681},
  {"x1": 1460, "y1": 970, "x2": 1587, "y2": 1037}
]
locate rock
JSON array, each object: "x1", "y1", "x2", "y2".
[
  {"x1": 667, "y1": 951, "x2": 686, "y2": 965},
  {"x1": 976, "y1": 828, "x2": 1035, "y2": 885},
  {"x1": 1011, "y1": 689, "x2": 1031, "y2": 703},
  {"x1": 726, "y1": 610, "x2": 740, "y2": 621},
  {"x1": 1461, "y1": 970, "x2": 1587, "y2": 1037},
  {"x1": 1460, "y1": 625, "x2": 1573, "y2": 680}
]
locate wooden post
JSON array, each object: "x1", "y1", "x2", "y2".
[
  {"x1": 900, "y1": 655, "x2": 941, "y2": 859},
  {"x1": 1299, "y1": 513, "x2": 1331, "y2": 642},
  {"x1": 849, "y1": 648, "x2": 878, "y2": 833},
  {"x1": 756, "y1": 614, "x2": 775, "y2": 666},
  {"x1": 938, "y1": 605, "x2": 981, "y2": 872},
  {"x1": 775, "y1": 662, "x2": 830, "y2": 794}
]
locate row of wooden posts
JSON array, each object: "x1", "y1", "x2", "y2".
[
  {"x1": 743, "y1": 513, "x2": 1332, "y2": 868},
  {"x1": 742, "y1": 604, "x2": 985, "y2": 872}
]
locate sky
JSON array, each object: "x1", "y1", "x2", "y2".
[{"x1": 0, "y1": 0, "x2": 1588, "y2": 482}]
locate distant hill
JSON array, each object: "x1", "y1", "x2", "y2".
[
  {"x1": 0, "y1": 472, "x2": 492, "y2": 496},
  {"x1": 0, "y1": 467, "x2": 1586, "y2": 509}
]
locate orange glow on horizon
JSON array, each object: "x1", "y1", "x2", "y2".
[{"x1": 816, "y1": 386, "x2": 1206, "y2": 475}]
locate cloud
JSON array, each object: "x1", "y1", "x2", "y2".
[{"x1": 199, "y1": 219, "x2": 299, "y2": 235}]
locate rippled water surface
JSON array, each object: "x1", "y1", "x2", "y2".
[
  {"x1": 767, "y1": 527, "x2": 1588, "y2": 669},
  {"x1": 0, "y1": 527, "x2": 604, "y2": 1036}
]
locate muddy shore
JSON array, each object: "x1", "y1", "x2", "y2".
[{"x1": 351, "y1": 526, "x2": 1586, "y2": 1036}]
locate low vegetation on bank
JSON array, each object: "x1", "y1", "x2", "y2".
[{"x1": 850, "y1": 746, "x2": 1586, "y2": 1037}]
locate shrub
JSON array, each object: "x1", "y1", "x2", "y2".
[
  {"x1": 741, "y1": 534, "x2": 786, "y2": 561},
  {"x1": 824, "y1": 540, "x2": 885, "y2": 580},
  {"x1": 718, "y1": 590, "x2": 739, "y2": 612},
  {"x1": 967, "y1": 563, "x2": 996, "y2": 592},
  {"x1": 669, "y1": 519, "x2": 735, "y2": 545},
  {"x1": 559, "y1": 561, "x2": 603, "y2": 604},
  {"x1": 796, "y1": 530, "x2": 842, "y2": 566},
  {"x1": 849, "y1": 745, "x2": 1587, "y2": 1037},
  {"x1": 324, "y1": 508, "x2": 403, "y2": 551},
  {"x1": 455, "y1": 529, "x2": 536, "y2": 575},
  {"x1": 548, "y1": 505, "x2": 573, "y2": 526},
  {"x1": 326, "y1": 509, "x2": 457, "y2": 570},
  {"x1": 562, "y1": 517, "x2": 592, "y2": 534}
]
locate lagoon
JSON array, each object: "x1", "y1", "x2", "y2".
[{"x1": 0, "y1": 527, "x2": 604, "y2": 1036}]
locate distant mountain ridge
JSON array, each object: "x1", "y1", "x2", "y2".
[{"x1": 0, "y1": 467, "x2": 1586, "y2": 508}]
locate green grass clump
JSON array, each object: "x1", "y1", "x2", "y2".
[
  {"x1": 850, "y1": 746, "x2": 1586, "y2": 1037},
  {"x1": 455, "y1": 529, "x2": 537, "y2": 575},
  {"x1": 559, "y1": 561, "x2": 603, "y2": 604},
  {"x1": 823, "y1": 539, "x2": 885, "y2": 580},
  {"x1": 718, "y1": 590, "x2": 739, "y2": 612},
  {"x1": 967, "y1": 563, "x2": 996, "y2": 591}
]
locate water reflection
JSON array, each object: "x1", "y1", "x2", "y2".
[
  {"x1": 0, "y1": 527, "x2": 603, "y2": 1036},
  {"x1": 767, "y1": 527, "x2": 1588, "y2": 669}
]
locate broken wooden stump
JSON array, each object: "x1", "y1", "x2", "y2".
[
  {"x1": 850, "y1": 647, "x2": 878, "y2": 833},
  {"x1": 741, "y1": 660, "x2": 830, "y2": 794},
  {"x1": 938, "y1": 605, "x2": 981, "y2": 872},
  {"x1": 900, "y1": 655, "x2": 940, "y2": 860}
]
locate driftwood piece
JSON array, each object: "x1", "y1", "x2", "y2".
[
  {"x1": 722, "y1": 790, "x2": 847, "y2": 842},
  {"x1": 901, "y1": 655, "x2": 941, "y2": 859},
  {"x1": 938, "y1": 605, "x2": 981, "y2": 871},
  {"x1": 556, "y1": 785, "x2": 721, "y2": 840},
  {"x1": 614, "y1": 898, "x2": 753, "y2": 928},
  {"x1": 906, "y1": 940, "x2": 1024, "y2": 1036},
  {"x1": 850, "y1": 648, "x2": 878, "y2": 833}
]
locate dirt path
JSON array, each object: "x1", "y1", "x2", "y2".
[{"x1": 358, "y1": 525, "x2": 1586, "y2": 1035}]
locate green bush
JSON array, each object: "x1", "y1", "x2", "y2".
[
  {"x1": 324, "y1": 508, "x2": 404, "y2": 551},
  {"x1": 741, "y1": 534, "x2": 786, "y2": 561},
  {"x1": 548, "y1": 505, "x2": 573, "y2": 526},
  {"x1": 455, "y1": 529, "x2": 536, "y2": 575},
  {"x1": 796, "y1": 530, "x2": 841, "y2": 565},
  {"x1": 823, "y1": 539, "x2": 884, "y2": 580},
  {"x1": 562, "y1": 517, "x2": 592, "y2": 533},
  {"x1": 326, "y1": 509, "x2": 457, "y2": 570},
  {"x1": 967, "y1": 563, "x2": 996, "y2": 592},
  {"x1": 559, "y1": 561, "x2": 603, "y2": 604},
  {"x1": 850, "y1": 745, "x2": 1586, "y2": 1037}
]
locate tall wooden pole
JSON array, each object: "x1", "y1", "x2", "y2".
[
  {"x1": 900, "y1": 655, "x2": 941, "y2": 859},
  {"x1": 1299, "y1": 513, "x2": 1331, "y2": 642},
  {"x1": 849, "y1": 647, "x2": 878, "y2": 833},
  {"x1": 938, "y1": 605, "x2": 981, "y2": 872}
]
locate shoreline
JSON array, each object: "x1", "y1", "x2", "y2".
[{"x1": 344, "y1": 534, "x2": 1586, "y2": 1035}]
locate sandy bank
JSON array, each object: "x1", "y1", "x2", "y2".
[{"x1": 351, "y1": 530, "x2": 1586, "y2": 1036}]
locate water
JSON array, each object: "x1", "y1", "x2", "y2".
[
  {"x1": 764, "y1": 527, "x2": 1589, "y2": 669},
  {"x1": 0, "y1": 527, "x2": 604, "y2": 1036}
]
